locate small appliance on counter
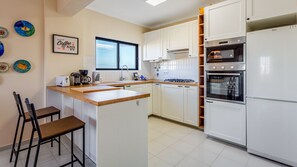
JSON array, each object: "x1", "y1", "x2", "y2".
[
  {"x1": 92, "y1": 71, "x2": 100, "y2": 84},
  {"x1": 70, "y1": 72, "x2": 81, "y2": 86},
  {"x1": 56, "y1": 76, "x2": 70, "y2": 87},
  {"x1": 133, "y1": 72, "x2": 139, "y2": 81},
  {"x1": 79, "y1": 69, "x2": 91, "y2": 85}
]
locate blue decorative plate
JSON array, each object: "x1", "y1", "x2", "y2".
[
  {"x1": 0, "y1": 41, "x2": 4, "y2": 56},
  {"x1": 0, "y1": 27, "x2": 9, "y2": 38},
  {"x1": 13, "y1": 60, "x2": 31, "y2": 73},
  {"x1": 14, "y1": 20, "x2": 35, "y2": 37}
]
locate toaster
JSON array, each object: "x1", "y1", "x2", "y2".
[{"x1": 56, "y1": 76, "x2": 70, "y2": 87}]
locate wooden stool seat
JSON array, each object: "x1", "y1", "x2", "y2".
[
  {"x1": 24, "y1": 98, "x2": 86, "y2": 167},
  {"x1": 24, "y1": 106, "x2": 60, "y2": 122},
  {"x1": 40, "y1": 116, "x2": 85, "y2": 141}
]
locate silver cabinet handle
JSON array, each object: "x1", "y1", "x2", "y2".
[
  {"x1": 185, "y1": 86, "x2": 190, "y2": 88},
  {"x1": 178, "y1": 85, "x2": 183, "y2": 88},
  {"x1": 126, "y1": 85, "x2": 131, "y2": 88},
  {"x1": 206, "y1": 100, "x2": 213, "y2": 103},
  {"x1": 155, "y1": 83, "x2": 160, "y2": 86},
  {"x1": 207, "y1": 73, "x2": 241, "y2": 76}
]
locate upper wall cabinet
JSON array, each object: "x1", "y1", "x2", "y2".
[
  {"x1": 189, "y1": 20, "x2": 198, "y2": 58},
  {"x1": 205, "y1": 0, "x2": 246, "y2": 41},
  {"x1": 143, "y1": 20, "x2": 198, "y2": 61},
  {"x1": 143, "y1": 30, "x2": 163, "y2": 61},
  {"x1": 247, "y1": 0, "x2": 297, "y2": 22},
  {"x1": 164, "y1": 22, "x2": 190, "y2": 51}
]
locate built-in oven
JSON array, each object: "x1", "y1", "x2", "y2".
[
  {"x1": 206, "y1": 37, "x2": 245, "y2": 64},
  {"x1": 206, "y1": 71, "x2": 245, "y2": 103}
]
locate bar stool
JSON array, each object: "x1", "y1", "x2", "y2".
[
  {"x1": 10, "y1": 92, "x2": 61, "y2": 167},
  {"x1": 25, "y1": 98, "x2": 85, "y2": 167}
]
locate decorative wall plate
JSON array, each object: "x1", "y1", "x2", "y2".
[
  {"x1": 0, "y1": 62, "x2": 10, "y2": 73},
  {"x1": 0, "y1": 41, "x2": 4, "y2": 56},
  {"x1": 13, "y1": 60, "x2": 31, "y2": 73},
  {"x1": 0, "y1": 27, "x2": 9, "y2": 38},
  {"x1": 14, "y1": 20, "x2": 35, "y2": 37}
]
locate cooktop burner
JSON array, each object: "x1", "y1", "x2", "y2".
[{"x1": 164, "y1": 79, "x2": 195, "y2": 83}]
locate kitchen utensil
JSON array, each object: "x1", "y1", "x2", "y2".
[{"x1": 92, "y1": 71, "x2": 100, "y2": 84}]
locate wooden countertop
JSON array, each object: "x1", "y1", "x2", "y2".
[
  {"x1": 47, "y1": 85, "x2": 150, "y2": 106},
  {"x1": 102, "y1": 80, "x2": 199, "y2": 87}
]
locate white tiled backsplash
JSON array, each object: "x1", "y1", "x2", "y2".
[{"x1": 151, "y1": 57, "x2": 198, "y2": 82}]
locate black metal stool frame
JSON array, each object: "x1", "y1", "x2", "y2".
[
  {"x1": 25, "y1": 98, "x2": 85, "y2": 167},
  {"x1": 9, "y1": 92, "x2": 61, "y2": 167}
]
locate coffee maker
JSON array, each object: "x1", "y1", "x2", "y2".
[
  {"x1": 79, "y1": 70, "x2": 91, "y2": 85},
  {"x1": 70, "y1": 72, "x2": 81, "y2": 86}
]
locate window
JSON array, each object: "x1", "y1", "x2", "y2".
[{"x1": 95, "y1": 37, "x2": 138, "y2": 70}]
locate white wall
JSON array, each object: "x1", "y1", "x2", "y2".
[
  {"x1": 83, "y1": 9, "x2": 151, "y2": 82},
  {"x1": 151, "y1": 57, "x2": 198, "y2": 82},
  {"x1": 0, "y1": 0, "x2": 44, "y2": 147}
]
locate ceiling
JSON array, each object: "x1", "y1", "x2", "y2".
[{"x1": 86, "y1": 0, "x2": 224, "y2": 29}]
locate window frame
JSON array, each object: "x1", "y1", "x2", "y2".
[{"x1": 95, "y1": 37, "x2": 139, "y2": 71}]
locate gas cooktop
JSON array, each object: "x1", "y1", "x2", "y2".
[{"x1": 164, "y1": 79, "x2": 195, "y2": 83}]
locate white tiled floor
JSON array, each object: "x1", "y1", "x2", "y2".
[
  {"x1": 0, "y1": 116, "x2": 290, "y2": 167},
  {"x1": 148, "y1": 117, "x2": 289, "y2": 167}
]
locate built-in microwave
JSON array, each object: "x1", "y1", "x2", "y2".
[{"x1": 205, "y1": 37, "x2": 245, "y2": 64}]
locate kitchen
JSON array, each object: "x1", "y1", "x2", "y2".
[{"x1": 0, "y1": 0, "x2": 297, "y2": 167}]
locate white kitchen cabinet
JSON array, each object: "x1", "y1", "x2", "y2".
[
  {"x1": 161, "y1": 84, "x2": 184, "y2": 122},
  {"x1": 189, "y1": 20, "x2": 198, "y2": 57},
  {"x1": 125, "y1": 84, "x2": 153, "y2": 115},
  {"x1": 183, "y1": 86, "x2": 198, "y2": 126},
  {"x1": 143, "y1": 30, "x2": 163, "y2": 61},
  {"x1": 205, "y1": 0, "x2": 246, "y2": 41},
  {"x1": 205, "y1": 100, "x2": 246, "y2": 146},
  {"x1": 165, "y1": 22, "x2": 190, "y2": 51},
  {"x1": 152, "y1": 83, "x2": 161, "y2": 116},
  {"x1": 247, "y1": 0, "x2": 297, "y2": 22}
]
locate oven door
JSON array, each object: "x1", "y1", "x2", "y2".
[
  {"x1": 206, "y1": 71, "x2": 245, "y2": 103},
  {"x1": 206, "y1": 44, "x2": 244, "y2": 63}
]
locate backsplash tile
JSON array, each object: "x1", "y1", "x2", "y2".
[{"x1": 151, "y1": 57, "x2": 198, "y2": 82}]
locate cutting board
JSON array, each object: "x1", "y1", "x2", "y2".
[{"x1": 71, "y1": 86, "x2": 121, "y2": 93}]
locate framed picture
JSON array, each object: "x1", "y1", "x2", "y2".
[{"x1": 53, "y1": 34, "x2": 79, "y2": 55}]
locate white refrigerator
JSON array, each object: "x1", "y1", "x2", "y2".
[{"x1": 247, "y1": 25, "x2": 297, "y2": 167}]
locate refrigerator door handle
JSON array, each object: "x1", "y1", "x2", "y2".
[{"x1": 247, "y1": 97, "x2": 297, "y2": 104}]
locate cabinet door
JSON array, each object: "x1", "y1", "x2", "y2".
[
  {"x1": 183, "y1": 86, "x2": 198, "y2": 126},
  {"x1": 161, "y1": 84, "x2": 184, "y2": 122},
  {"x1": 143, "y1": 30, "x2": 162, "y2": 61},
  {"x1": 145, "y1": 84, "x2": 153, "y2": 115},
  {"x1": 205, "y1": 100, "x2": 246, "y2": 146},
  {"x1": 205, "y1": 0, "x2": 246, "y2": 41},
  {"x1": 247, "y1": 0, "x2": 297, "y2": 21},
  {"x1": 125, "y1": 84, "x2": 152, "y2": 116},
  {"x1": 189, "y1": 20, "x2": 198, "y2": 57},
  {"x1": 165, "y1": 22, "x2": 190, "y2": 50},
  {"x1": 152, "y1": 83, "x2": 161, "y2": 116}
]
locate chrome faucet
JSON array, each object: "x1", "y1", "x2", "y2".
[{"x1": 120, "y1": 65, "x2": 129, "y2": 81}]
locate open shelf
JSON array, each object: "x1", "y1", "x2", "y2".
[{"x1": 198, "y1": 7, "x2": 205, "y2": 130}]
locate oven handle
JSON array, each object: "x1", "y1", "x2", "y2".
[{"x1": 207, "y1": 73, "x2": 241, "y2": 76}]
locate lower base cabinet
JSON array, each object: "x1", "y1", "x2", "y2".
[
  {"x1": 125, "y1": 84, "x2": 153, "y2": 115},
  {"x1": 161, "y1": 84, "x2": 198, "y2": 126},
  {"x1": 161, "y1": 84, "x2": 184, "y2": 122},
  {"x1": 205, "y1": 100, "x2": 246, "y2": 146}
]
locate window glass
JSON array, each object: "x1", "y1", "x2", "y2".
[
  {"x1": 119, "y1": 43, "x2": 137, "y2": 69},
  {"x1": 96, "y1": 40, "x2": 117, "y2": 69},
  {"x1": 95, "y1": 37, "x2": 138, "y2": 70}
]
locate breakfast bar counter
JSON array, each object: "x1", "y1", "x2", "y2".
[{"x1": 47, "y1": 85, "x2": 149, "y2": 167}]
